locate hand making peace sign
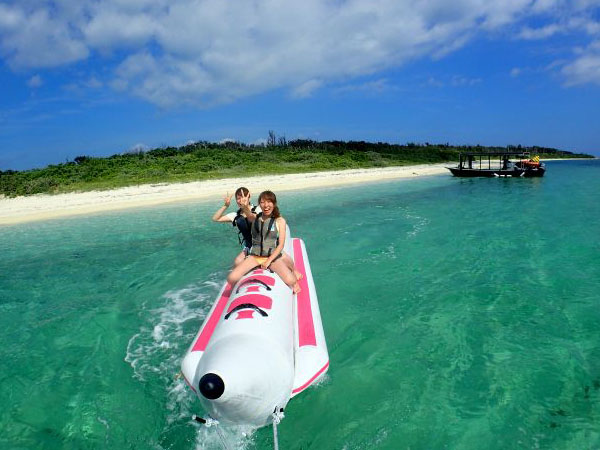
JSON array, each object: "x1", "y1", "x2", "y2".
[{"x1": 223, "y1": 192, "x2": 233, "y2": 207}]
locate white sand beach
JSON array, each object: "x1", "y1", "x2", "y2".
[{"x1": 0, "y1": 163, "x2": 451, "y2": 225}]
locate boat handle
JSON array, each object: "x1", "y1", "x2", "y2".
[
  {"x1": 236, "y1": 279, "x2": 272, "y2": 293},
  {"x1": 224, "y1": 303, "x2": 268, "y2": 320}
]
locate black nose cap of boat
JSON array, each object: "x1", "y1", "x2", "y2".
[{"x1": 199, "y1": 373, "x2": 225, "y2": 400}]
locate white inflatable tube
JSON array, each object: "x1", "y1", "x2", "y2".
[{"x1": 181, "y1": 230, "x2": 328, "y2": 427}]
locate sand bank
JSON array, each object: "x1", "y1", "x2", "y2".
[{"x1": 0, "y1": 163, "x2": 450, "y2": 225}]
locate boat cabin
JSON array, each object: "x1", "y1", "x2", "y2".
[{"x1": 448, "y1": 151, "x2": 545, "y2": 177}]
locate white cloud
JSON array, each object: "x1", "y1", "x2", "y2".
[
  {"x1": 83, "y1": 8, "x2": 159, "y2": 50},
  {"x1": 0, "y1": 3, "x2": 23, "y2": 30},
  {"x1": 291, "y1": 80, "x2": 323, "y2": 99},
  {"x1": 531, "y1": 0, "x2": 600, "y2": 14},
  {"x1": 0, "y1": 5, "x2": 88, "y2": 69},
  {"x1": 517, "y1": 17, "x2": 600, "y2": 40},
  {"x1": 530, "y1": 0, "x2": 562, "y2": 14},
  {"x1": 575, "y1": 0, "x2": 600, "y2": 8},
  {"x1": 125, "y1": 142, "x2": 148, "y2": 154},
  {"x1": 518, "y1": 24, "x2": 564, "y2": 40},
  {"x1": 510, "y1": 67, "x2": 522, "y2": 77},
  {"x1": 85, "y1": 77, "x2": 103, "y2": 89},
  {"x1": 1, "y1": 0, "x2": 600, "y2": 106},
  {"x1": 568, "y1": 17, "x2": 600, "y2": 35},
  {"x1": 562, "y1": 40, "x2": 600, "y2": 85},
  {"x1": 421, "y1": 75, "x2": 481, "y2": 88},
  {"x1": 477, "y1": 0, "x2": 532, "y2": 30},
  {"x1": 450, "y1": 75, "x2": 482, "y2": 86},
  {"x1": 334, "y1": 78, "x2": 398, "y2": 94},
  {"x1": 27, "y1": 74, "x2": 43, "y2": 88},
  {"x1": 426, "y1": 76, "x2": 445, "y2": 88}
]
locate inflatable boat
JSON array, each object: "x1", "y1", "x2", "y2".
[{"x1": 181, "y1": 231, "x2": 329, "y2": 427}]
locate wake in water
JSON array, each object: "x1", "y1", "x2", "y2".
[
  {"x1": 192, "y1": 422, "x2": 255, "y2": 450},
  {"x1": 124, "y1": 272, "x2": 257, "y2": 449}
]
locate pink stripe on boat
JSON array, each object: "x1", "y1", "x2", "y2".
[
  {"x1": 191, "y1": 283, "x2": 232, "y2": 352},
  {"x1": 236, "y1": 310, "x2": 256, "y2": 320},
  {"x1": 292, "y1": 361, "x2": 329, "y2": 394},
  {"x1": 244, "y1": 286, "x2": 261, "y2": 293},
  {"x1": 293, "y1": 239, "x2": 316, "y2": 347}
]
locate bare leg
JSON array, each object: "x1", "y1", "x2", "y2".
[
  {"x1": 233, "y1": 250, "x2": 246, "y2": 266},
  {"x1": 227, "y1": 256, "x2": 260, "y2": 287},
  {"x1": 269, "y1": 258, "x2": 300, "y2": 294},
  {"x1": 282, "y1": 252, "x2": 302, "y2": 281}
]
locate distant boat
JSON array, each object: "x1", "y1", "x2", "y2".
[{"x1": 448, "y1": 151, "x2": 546, "y2": 178}]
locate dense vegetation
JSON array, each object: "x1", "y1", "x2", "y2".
[{"x1": 0, "y1": 138, "x2": 593, "y2": 197}]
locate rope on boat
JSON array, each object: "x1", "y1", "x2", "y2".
[
  {"x1": 214, "y1": 425, "x2": 231, "y2": 450},
  {"x1": 192, "y1": 415, "x2": 231, "y2": 450},
  {"x1": 192, "y1": 409, "x2": 284, "y2": 450},
  {"x1": 272, "y1": 408, "x2": 285, "y2": 450}
]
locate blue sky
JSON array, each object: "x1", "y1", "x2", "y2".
[{"x1": 1, "y1": 0, "x2": 599, "y2": 170}]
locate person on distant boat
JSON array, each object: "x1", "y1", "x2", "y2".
[
  {"x1": 227, "y1": 190, "x2": 301, "y2": 294},
  {"x1": 212, "y1": 187, "x2": 259, "y2": 266}
]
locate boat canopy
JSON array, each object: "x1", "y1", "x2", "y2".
[{"x1": 458, "y1": 151, "x2": 531, "y2": 170}]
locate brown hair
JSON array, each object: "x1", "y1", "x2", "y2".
[
  {"x1": 258, "y1": 190, "x2": 280, "y2": 218},
  {"x1": 235, "y1": 186, "x2": 249, "y2": 197}
]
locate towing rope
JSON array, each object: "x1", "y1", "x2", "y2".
[
  {"x1": 194, "y1": 416, "x2": 231, "y2": 450},
  {"x1": 193, "y1": 410, "x2": 284, "y2": 450},
  {"x1": 272, "y1": 408, "x2": 285, "y2": 450}
]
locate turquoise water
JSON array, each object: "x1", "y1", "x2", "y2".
[{"x1": 1, "y1": 160, "x2": 599, "y2": 449}]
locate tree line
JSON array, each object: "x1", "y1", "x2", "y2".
[{"x1": 0, "y1": 137, "x2": 592, "y2": 197}]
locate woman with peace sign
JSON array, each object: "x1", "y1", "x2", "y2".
[
  {"x1": 227, "y1": 190, "x2": 301, "y2": 294},
  {"x1": 212, "y1": 187, "x2": 260, "y2": 266}
]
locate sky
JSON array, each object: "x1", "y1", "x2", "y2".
[{"x1": 1, "y1": 0, "x2": 599, "y2": 170}]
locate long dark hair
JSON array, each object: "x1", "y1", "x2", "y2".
[{"x1": 258, "y1": 190, "x2": 280, "y2": 218}]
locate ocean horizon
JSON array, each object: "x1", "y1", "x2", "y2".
[{"x1": 1, "y1": 159, "x2": 599, "y2": 449}]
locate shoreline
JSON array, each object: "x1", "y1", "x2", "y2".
[
  {"x1": 0, "y1": 164, "x2": 450, "y2": 225},
  {"x1": 2, "y1": 158, "x2": 593, "y2": 225}
]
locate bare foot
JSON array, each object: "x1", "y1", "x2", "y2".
[
  {"x1": 293, "y1": 282, "x2": 301, "y2": 294},
  {"x1": 294, "y1": 270, "x2": 303, "y2": 281}
]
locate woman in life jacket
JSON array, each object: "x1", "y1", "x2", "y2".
[
  {"x1": 227, "y1": 190, "x2": 301, "y2": 294},
  {"x1": 212, "y1": 186, "x2": 259, "y2": 266}
]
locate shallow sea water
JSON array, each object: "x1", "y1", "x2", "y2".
[{"x1": 1, "y1": 160, "x2": 599, "y2": 449}]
